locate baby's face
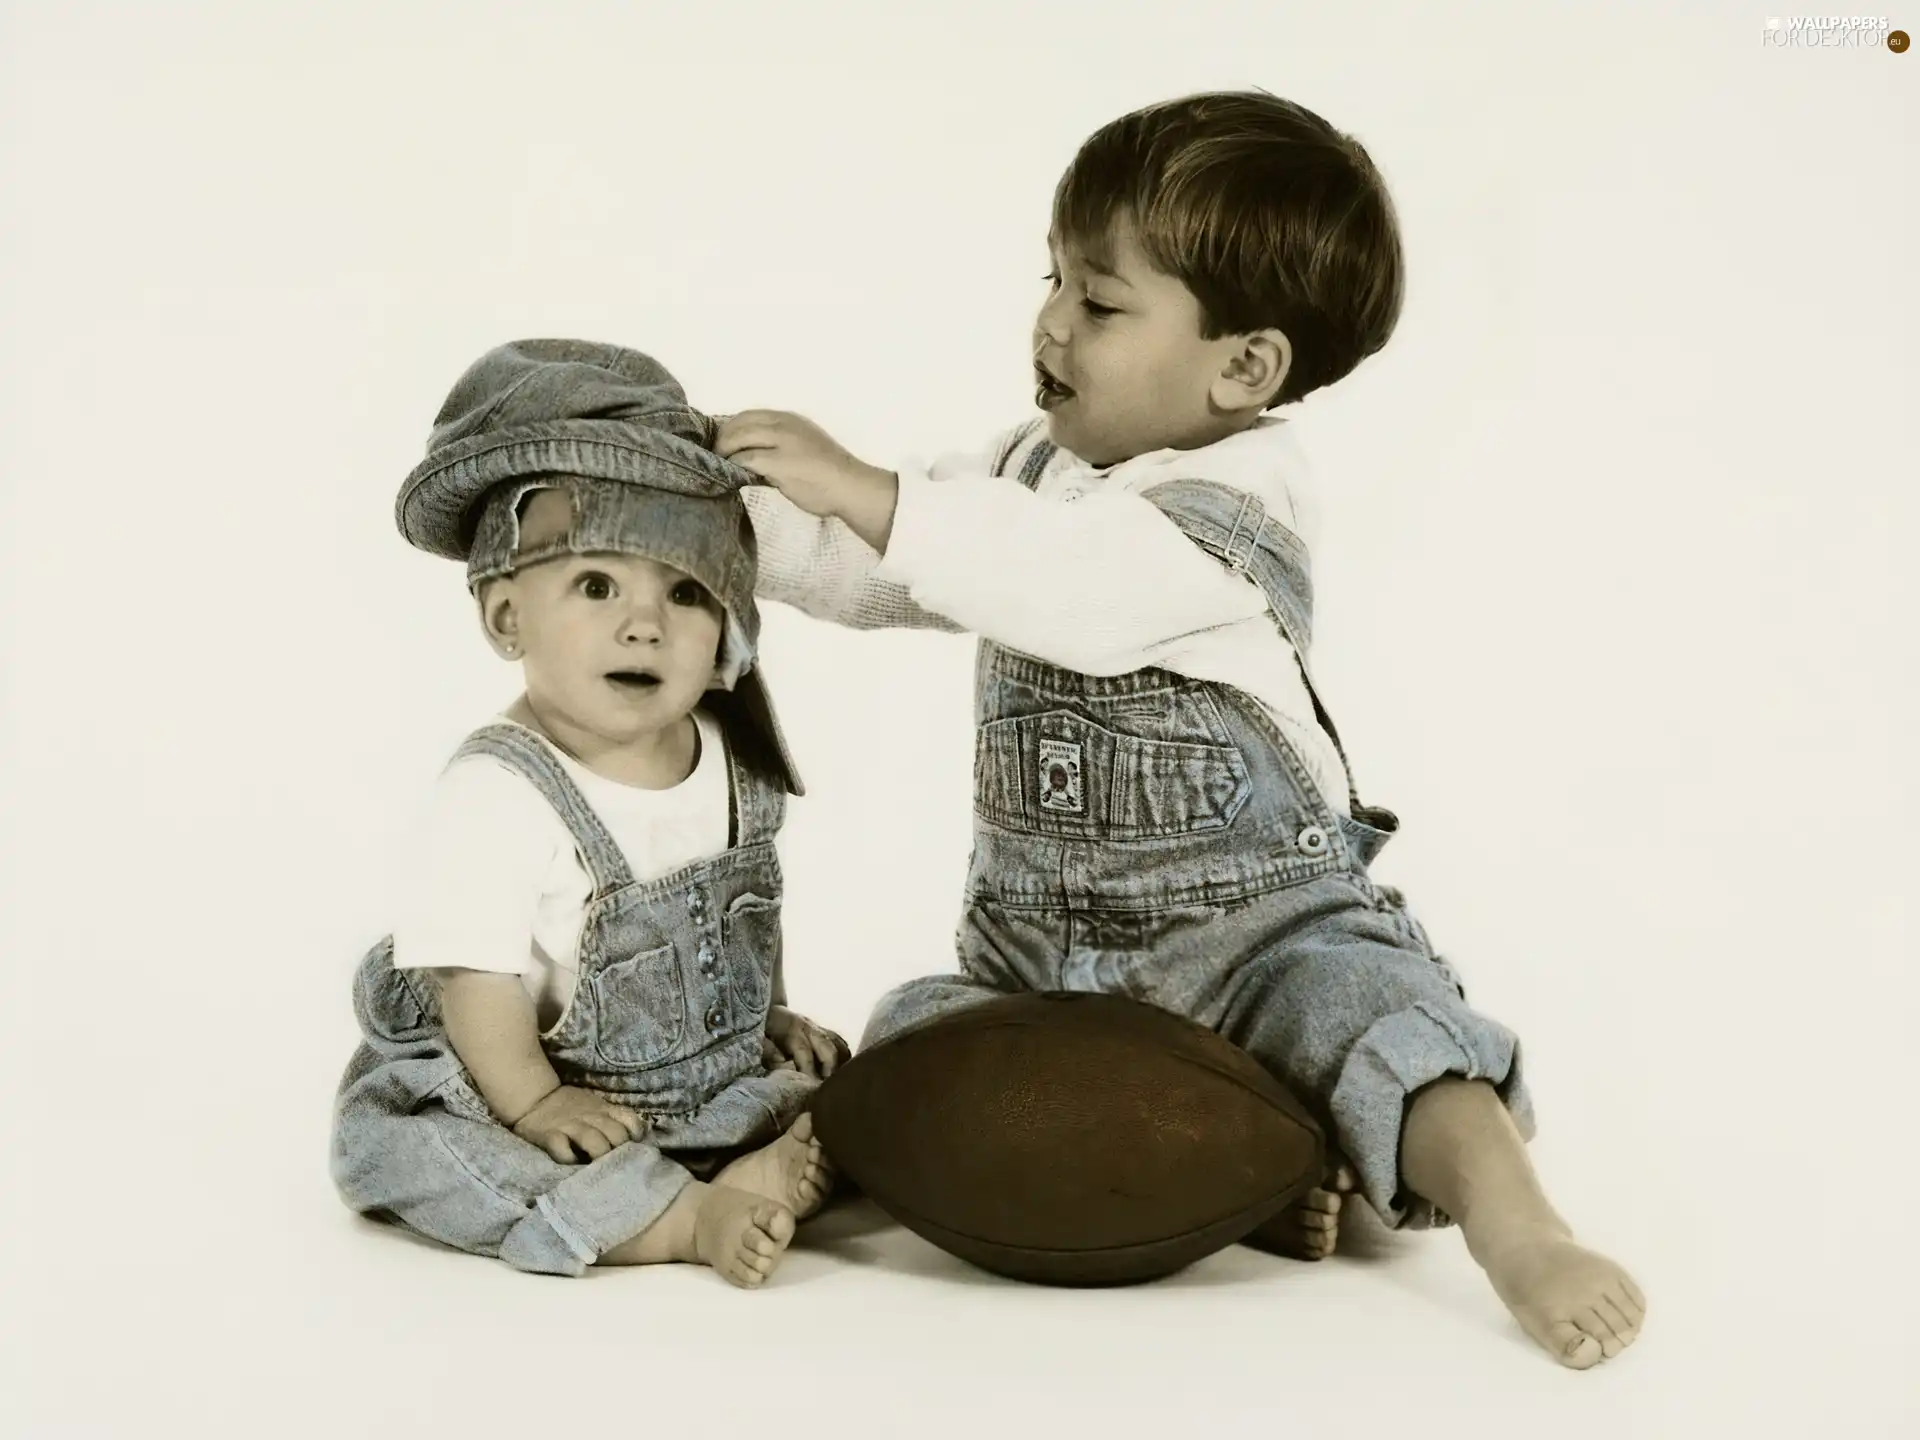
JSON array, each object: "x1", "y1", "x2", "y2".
[
  {"x1": 494, "y1": 510, "x2": 726, "y2": 752},
  {"x1": 1033, "y1": 215, "x2": 1262, "y2": 467}
]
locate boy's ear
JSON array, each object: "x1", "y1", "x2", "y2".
[
  {"x1": 477, "y1": 579, "x2": 523, "y2": 659},
  {"x1": 1214, "y1": 328, "x2": 1293, "y2": 413}
]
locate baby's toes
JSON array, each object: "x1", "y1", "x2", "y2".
[
  {"x1": 759, "y1": 1201, "x2": 796, "y2": 1247},
  {"x1": 735, "y1": 1205, "x2": 795, "y2": 1285},
  {"x1": 790, "y1": 1178, "x2": 824, "y2": 1219}
]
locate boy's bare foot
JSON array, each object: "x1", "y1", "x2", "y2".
[
  {"x1": 1400, "y1": 1077, "x2": 1646, "y2": 1369},
  {"x1": 693, "y1": 1185, "x2": 797, "y2": 1288},
  {"x1": 1468, "y1": 1221, "x2": 1646, "y2": 1369},
  {"x1": 1244, "y1": 1162, "x2": 1355, "y2": 1261},
  {"x1": 714, "y1": 1113, "x2": 834, "y2": 1219}
]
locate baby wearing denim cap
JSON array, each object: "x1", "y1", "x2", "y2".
[
  {"x1": 332, "y1": 341, "x2": 842, "y2": 1285},
  {"x1": 721, "y1": 92, "x2": 1645, "y2": 1363}
]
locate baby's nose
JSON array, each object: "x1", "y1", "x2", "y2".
[{"x1": 619, "y1": 602, "x2": 666, "y2": 642}]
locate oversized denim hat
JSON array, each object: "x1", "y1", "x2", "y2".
[{"x1": 397, "y1": 338, "x2": 803, "y2": 796}]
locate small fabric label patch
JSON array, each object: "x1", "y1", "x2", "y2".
[{"x1": 1037, "y1": 738, "x2": 1084, "y2": 813}]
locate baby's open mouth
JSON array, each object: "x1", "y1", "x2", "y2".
[
  {"x1": 1035, "y1": 361, "x2": 1075, "y2": 410},
  {"x1": 606, "y1": 669, "x2": 662, "y2": 692}
]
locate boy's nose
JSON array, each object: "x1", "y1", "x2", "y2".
[{"x1": 1034, "y1": 294, "x2": 1071, "y2": 345}]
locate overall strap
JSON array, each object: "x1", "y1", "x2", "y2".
[
  {"x1": 450, "y1": 724, "x2": 635, "y2": 897},
  {"x1": 1140, "y1": 478, "x2": 1315, "y2": 654},
  {"x1": 1140, "y1": 477, "x2": 1364, "y2": 811},
  {"x1": 722, "y1": 722, "x2": 787, "y2": 850},
  {"x1": 991, "y1": 418, "x2": 1055, "y2": 489}
]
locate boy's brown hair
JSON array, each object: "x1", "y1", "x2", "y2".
[{"x1": 1052, "y1": 90, "x2": 1404, "y2": 405}]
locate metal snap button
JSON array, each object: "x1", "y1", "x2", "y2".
[
  {"x1": 1297, "y1": 824, "x2": 1329, "y2": 857},
  {"x1": 705, "y1": 1004, "x2": 725, "y2": 1032},
  {"x1": 698, "y1": 943, "x2": 716, "y2": 977}
]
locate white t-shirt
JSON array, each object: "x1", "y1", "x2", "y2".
[{"x1": 391, "y1": 709, "x2": 730, "y2": 1033}]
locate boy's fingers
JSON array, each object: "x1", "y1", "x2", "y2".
[
  {"x1": 542, "y1": 1132, "x2": 578, "y2": 1165},
  {"x1": 609, "y1": 1106, "x2": 646, "y2": 1139},
  {"x1": 715, "y1": 412, "x2": 783, "y2": 453}
]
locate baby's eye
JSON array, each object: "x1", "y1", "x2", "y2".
[
  {"x1": 670, "y1": 579, "x2": 710, "y2": 607},
  {"x1": 577, "y1": 572, "x2": 616, "y2": 601},
  {"x1": 1042, "y1": 269, "x2": 1061, "y2": 289},
  {"x1": 1081, "y1": 298, "x2": 1118, "y2": 319}
]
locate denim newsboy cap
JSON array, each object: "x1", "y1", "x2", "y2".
[{"x1": 395, "y1": 339, "x2": 802, "y2": 795}]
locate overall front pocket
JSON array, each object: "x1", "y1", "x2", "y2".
[
  {"x1": 973, "y1": 709, "x2": 1251, "y2": 839},
  {"x1": 586, "y1": 943, "x2": 688, "y2": 1068},
  {"x1": 720, "y1": 891, "x2": 780, "y2": 1029}
]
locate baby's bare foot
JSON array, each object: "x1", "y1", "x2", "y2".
[
  {"x1": 693, "y1": 1186, "x2": 796, "y2": 1288},
  {"x1": 714, "y1": 1113, "x2": 833, "y2": 1219},
  {"x1": 1472, "y1": 1222, "x2": 1646, "y2": 1368},
  {"x1": 1244, "y1": 1162, "x2": 1355, "y2": 1261}
]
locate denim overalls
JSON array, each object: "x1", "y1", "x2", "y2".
[
  {"x1": 331, "y1": 720, "x2": 815, "y2": 1275},
  {"x1": 861, "y1": 424, "x2": 1536, "y2": 1229}
]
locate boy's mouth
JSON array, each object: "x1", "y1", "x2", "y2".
[
  {"x1": 606, "y1": 668, "x2": 663, "y2": 695},
  {"x1": 1035, "y1": 361, "x2": 1075, "y2": 410}
]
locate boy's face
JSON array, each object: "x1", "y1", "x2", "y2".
[
  {"x1": 1034, "y1": 214, "x2": 1284, "y2": 467},
  {"x1": 483, "y1": 490, "x2": 727, "y2": 751}
]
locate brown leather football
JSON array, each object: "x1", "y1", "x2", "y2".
[{"x1": 810, "y1": 990, "x2": 1325, "y2": 1285}]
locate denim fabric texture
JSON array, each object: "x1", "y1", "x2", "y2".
[
  {"x1": 861, "y1": 423, "x2": 1534, "y2": 1229},
  {"x1": 332, "y1": 722, "x2": 814, "y2": 1275}
]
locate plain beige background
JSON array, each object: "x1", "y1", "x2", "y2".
[{"x1": 2, "y1": 1, "x2": 1913, "y2": 1435}]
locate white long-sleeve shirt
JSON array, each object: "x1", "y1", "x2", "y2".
[{"x1": 742, "y1": 416, "x2": 1351, "y2": 813}]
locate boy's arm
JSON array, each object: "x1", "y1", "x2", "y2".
[
  {"x1": 870, "y1": 463, "x2": 1272, "y2": 674},
  {"x1": 742, "y1": 485, "x2": 964, "y2": 633},
  {"x1": 719, "y1": 411, "x2": 1271, "y2": 670},
  {"x1": 737, "y1": 423, "x2": 1039, "y2": 633}
]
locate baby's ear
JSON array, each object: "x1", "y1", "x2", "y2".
[{"x1": 476, "y1": 579, "x2": 521, "y2": 659}]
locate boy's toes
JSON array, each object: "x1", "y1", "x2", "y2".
[
  {"x1": 1300, "y1": 1187, "x2": 1343, "y2": 1216},
  {"x1": 1619, "y1": 1277, "x2": 1647, "y2": 1320},
  {"x1": 1585, "y1": 1307, "x2": 1628, "y2": 1359},
  {"x1": 1599, "y1": 1296, "x2": 1640, "y2": 1344},
  {"x1": 1543, "y1": 1320, "x2": 1604, "y2": 1370}
]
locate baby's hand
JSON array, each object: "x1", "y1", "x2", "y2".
[
  {"x1": 511, "y1": 1085, "x2": 648, "y2": 1164},
  {"x1": 763, "y1": 1004, "x2": 852, "y2": 1079},
  {"x1": 715, "y1": 410, "x2": 893, "y2": 523}
]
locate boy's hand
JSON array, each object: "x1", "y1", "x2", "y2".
[
  {"x1": 716, "y1": 410, "x2": 899, "y2": 553},
  {"x1": 510, "y1": 1085, "x2": 649, "y2": 1165},
  {"x1": 762, "y1": 1004, "x2": 852, "y2": 1079}
]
